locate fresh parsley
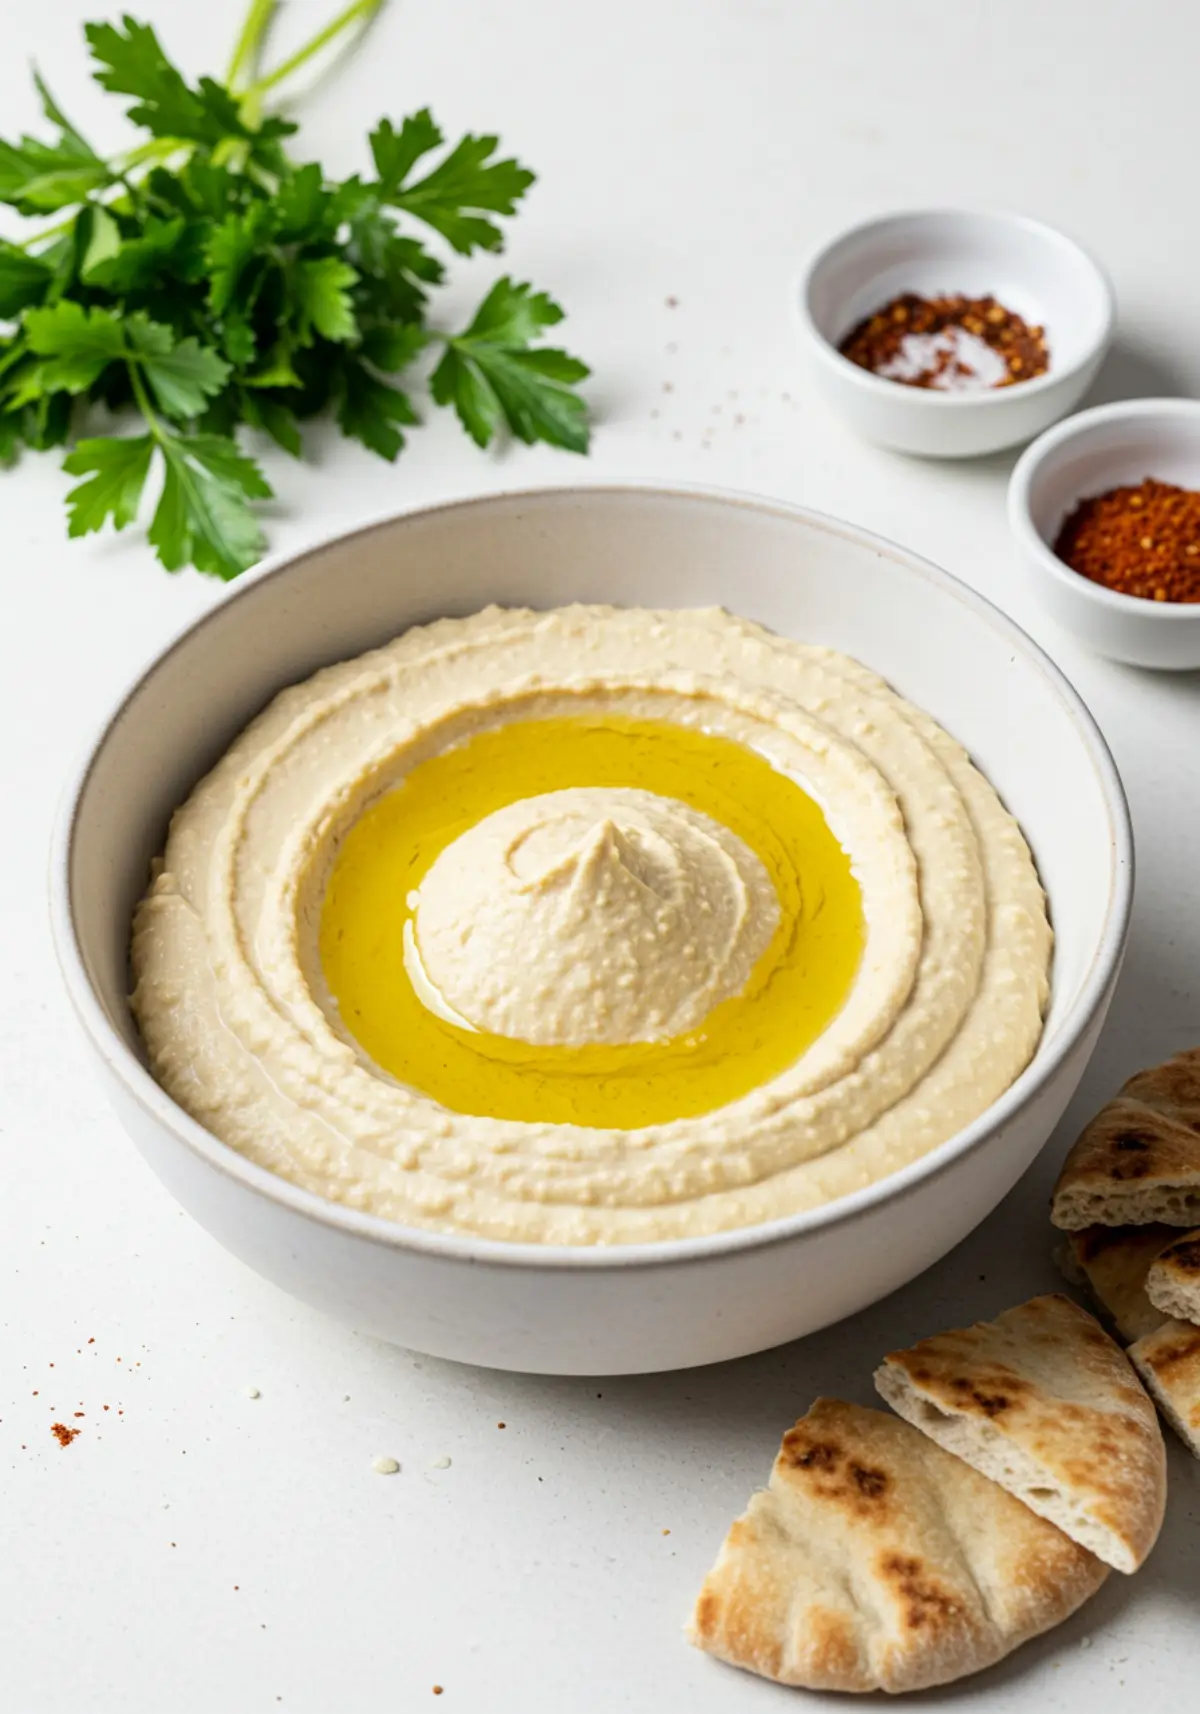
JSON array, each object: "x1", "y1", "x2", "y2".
[{"x1": 0, "y1": 3, "x2": 590, "y2": 578}]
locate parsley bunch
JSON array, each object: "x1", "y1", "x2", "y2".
[{"x1": 0, "y1": 4, "x2": 590, "y2": 578}]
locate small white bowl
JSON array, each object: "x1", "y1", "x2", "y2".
[
  {"x1": 1010, "y1": 398, "x2": 1200, "y2": 670},
  {"x1": 799, "y1": 209, "x2": 1115, "y2": 458},
  {"x1": 50, "y1": 487, "x2": 1132, "y2": 1375}
]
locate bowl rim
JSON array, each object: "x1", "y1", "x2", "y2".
[
  {"x1": 1009, "y1": 396, "x2": 1200, "y2": 619},
  {"x1": 797, "y1": 205, "x2": 1116, "y2": 411},
  {"x1": 49, "y1": 481, "x2": 1135, "y2": 1274}
]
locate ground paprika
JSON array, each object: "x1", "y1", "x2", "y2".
[{"x1": 1053, "y1": 478, "x2": 1200, "y2": 603}]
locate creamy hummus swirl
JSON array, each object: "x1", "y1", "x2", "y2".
[
  {"x1": 411, "y1": 787, "x2": 780, "y2": 1045},
  {"x1": 130, "y1": 606, "x2": 1051, "y2": 1246}
]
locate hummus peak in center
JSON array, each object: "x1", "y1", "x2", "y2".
[
  {"x1": 131, "y1": 604, "x2": 1051, "y2": 1247},
  {"x1": 410, "y1": 786, "x2": 780, "y2": 1046}
]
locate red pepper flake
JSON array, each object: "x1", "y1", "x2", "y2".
[
  {"x1": 839, "y1": 292, "x2": 1048, "y2": 391},
  {"x1": 432, "y1": 1688, "x2": 444, "y2": 1697},
  {"x1": 51, "y1": 1423, "x2": 80, "y2": 1447},
  {"x1": 88, "y1": 1337, "x2": 95, "y2": 1344},
  {"x1": 73, "y1": 1412, "x2": 85, "y2": 1419},
  {"x1": 497, "y1": 1422, "x2": 506, "y2": 1430},
  {"x1": 1053, "y1": 477, "x2": 1200, "y2": 602}
]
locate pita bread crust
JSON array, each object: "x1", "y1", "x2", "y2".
[
  {"x1": 1129, "y1": 1320, "x2": 1200, "y2": 1459},
  {"x1": 1052, "y1": 1048, "x2": 1200, "y2": 1231},
  {"x1": 1145, "y1": 1229, "x2": 1200, "y2": 1326},
  {"x1": 688, "y1": 1398, "x2": 1107, "y2": 1694},
  {"x1": 1123, "y1": 1049, "x2": 1200, "y2": 1127},
  {"x1": 1059, "y1": 1225, "x2": 1175, "y2": 1344},
  {"x1": 874, "y1": 1294, "x2": 1166, "y2": 1574}
]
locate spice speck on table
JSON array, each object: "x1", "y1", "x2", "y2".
[
  {"x1": 1053, "y1": 477, "x2": 1200, "y2": 602},
  {"x1": 838, "y1": 293, "x2": 1049, "y2": 392}
]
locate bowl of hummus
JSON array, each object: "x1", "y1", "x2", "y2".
[{"x1": 51, "y1": 486, "x2": 1132, "y2": 1374}]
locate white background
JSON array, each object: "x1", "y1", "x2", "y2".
[{"x1": 3, "y1": 1, "x2": 1199, "y2": 1708}]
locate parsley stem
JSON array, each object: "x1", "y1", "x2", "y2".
[
  {"x1": 119, "y1": 138, "x2": 187, "y2": 173},
  {"x1": 243, "y1": 0, "x2": 385, "y2": 100},
  {"x1": 226, "y1": 0, "x2": 279, "y2": 89},
  {"x1": 126, "y1": 361, "x2": 162, "y2": 439}
]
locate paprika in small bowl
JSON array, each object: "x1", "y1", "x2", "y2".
[
  {"x1": 1009, "y1": 398, "x2": 1200, "y2": 669},
  {"x1": 799, "y1": 209, "x2": 1114, "y2": 459}
]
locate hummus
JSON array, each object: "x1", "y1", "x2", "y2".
[
  {"x1": 130, "y1": 605, "x2": 1051, "y2": 1245},
  {"x1": 411, "y1": 787, "x2": 780, "y2": 1045}
]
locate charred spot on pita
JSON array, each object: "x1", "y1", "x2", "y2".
[
  {"x1": 878, "y1": 1553, "x2": 964, "y2": 1631},
  {"x1": 850, "y1": 1462, "x2": 889, "y2": 1499},
  {"x1": 1152, "y1": 1329, "x2": 1200, "y2": 1373},
  {"x1": 1109, "y1": 1133, "x2": 1155, "y2": 1176},
  {"x1": 784, "y1": 1435, "x2": 839, "y2": 1471}
]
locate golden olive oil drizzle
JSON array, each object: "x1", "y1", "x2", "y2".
[{"x1": 319, "y1": 716, "x2": 863, "y2": 1128}]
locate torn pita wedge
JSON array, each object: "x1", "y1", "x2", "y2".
[
  {"x1": 688, "y1": 1398, "x2": 1106, "y2": 1695},
  {"x1": 1129, "y1": 1320, "x2": 1200, "y2": 1459},
  {"x1": 1146, "y1": 1228, "x2": 1200, "y2": 1326},
  {"x1": 1052, "y1": 1046, "x2": 1200, "y2": 1230},
  {"x1": 874, "y1": 1294, "x2": 1166, "y2": 1573},
  {"x1": 1057, "y1": 1225, "x2": 1175, "y2": 1343}
]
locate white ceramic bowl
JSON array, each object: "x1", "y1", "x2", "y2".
[
  {"x1": 800, "y1": 209, "x2": 1115, "y2": 458},
  {"x1": 51, "y1": 486, "x2": 1132, "y2": 1375},
  {"x1": 1010, "y1": 398, "x2": 1200, "y2": 669}
]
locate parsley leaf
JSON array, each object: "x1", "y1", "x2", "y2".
[
  {"x1": 32, "y1": 70, "x2": 98, "y2": 160},
  {"x1": 275, "y1": 162, "x2": 331, "y2": 242},
  {"x1": 240, "y1": 390, "x2": 303, "y2": 457},
  {"x1": 360, "y1": 321, "x2": 427, "y2": 372},
  {"x1": 0, "y1": 67, "x2": 108, "y2": 214},
  {"x1": 0, "y1": 410, "x2": 24, "y2": 464},
  {"x1": 371, "y1": 111, "x2": 535, "y2": 254},
  {"x1": 0, "y1": 241, "x2": 54, "y2": 318},
  {"x1": 23, "y1": 303, "x2": 230, "y2": 418},
  {"x1": 431, "y1": 278, "x2": 589, "y2": 452},
  {"x1": 292, "y1": 256, "x2": 359, "y2": 344},
  {"x1": 206, "y1": 206, "x2": 275, "y2": 316},
  {"x1": 86, "y1": 16, "x2": 247, "y2": 145},
  {"x1": 82, "y1": 212, "x2": 196, "y2": 293},
  {"x1": 131, "y1": 324, "x2": 231, "y2": 419},
  {"x1": 24, "y1": 301, "x2": 127, "y2": 392},
  {"x1": 148, "y1": 431, "x2": 271, "y2": 579},
  {"x1": 337, "y1": 357, "x2": 417, "y2": 460},
  {"x1": 369, "y1": 112, "x2": 443, "y2": 194},
  {"x1": 62, "y1": 433, "x2": 154, "y2": 536},
  {"x1": 0, "y1": 133, "x2": 112, "y2": 215}
]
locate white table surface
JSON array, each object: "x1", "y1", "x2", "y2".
[{"x1": 3, "y1": 1, "x2": 1199, "y2": 1708}]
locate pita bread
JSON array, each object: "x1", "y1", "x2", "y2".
[
  {"x1": 688, "y1": 1398, "x2": 1106, "y2": 1694},
  {"x1": 1129, "y1": 1320, "x2": 1200, "y2": 1459},
  {"x1": 1146, "y1": 1228, "x2": 1200, "y2": 1326},
  {"x1": 1057, "y1": 1225, "x2": 1175, "y2": 1343},
  {"x1": 1051, "y1": 1047, "x2": 1200, "y2": 1230},
  {"x1": 874, "y1": 1294, "x2": 1166, "y2": 1573}
]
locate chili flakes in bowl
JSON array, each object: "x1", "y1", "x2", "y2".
[
  {"x1": 839, "y1": 293, "x2": 1049, "y2": 393},
  {"x1": 1054, "y1": 478, "x2": 1200, "y2": 604}
]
